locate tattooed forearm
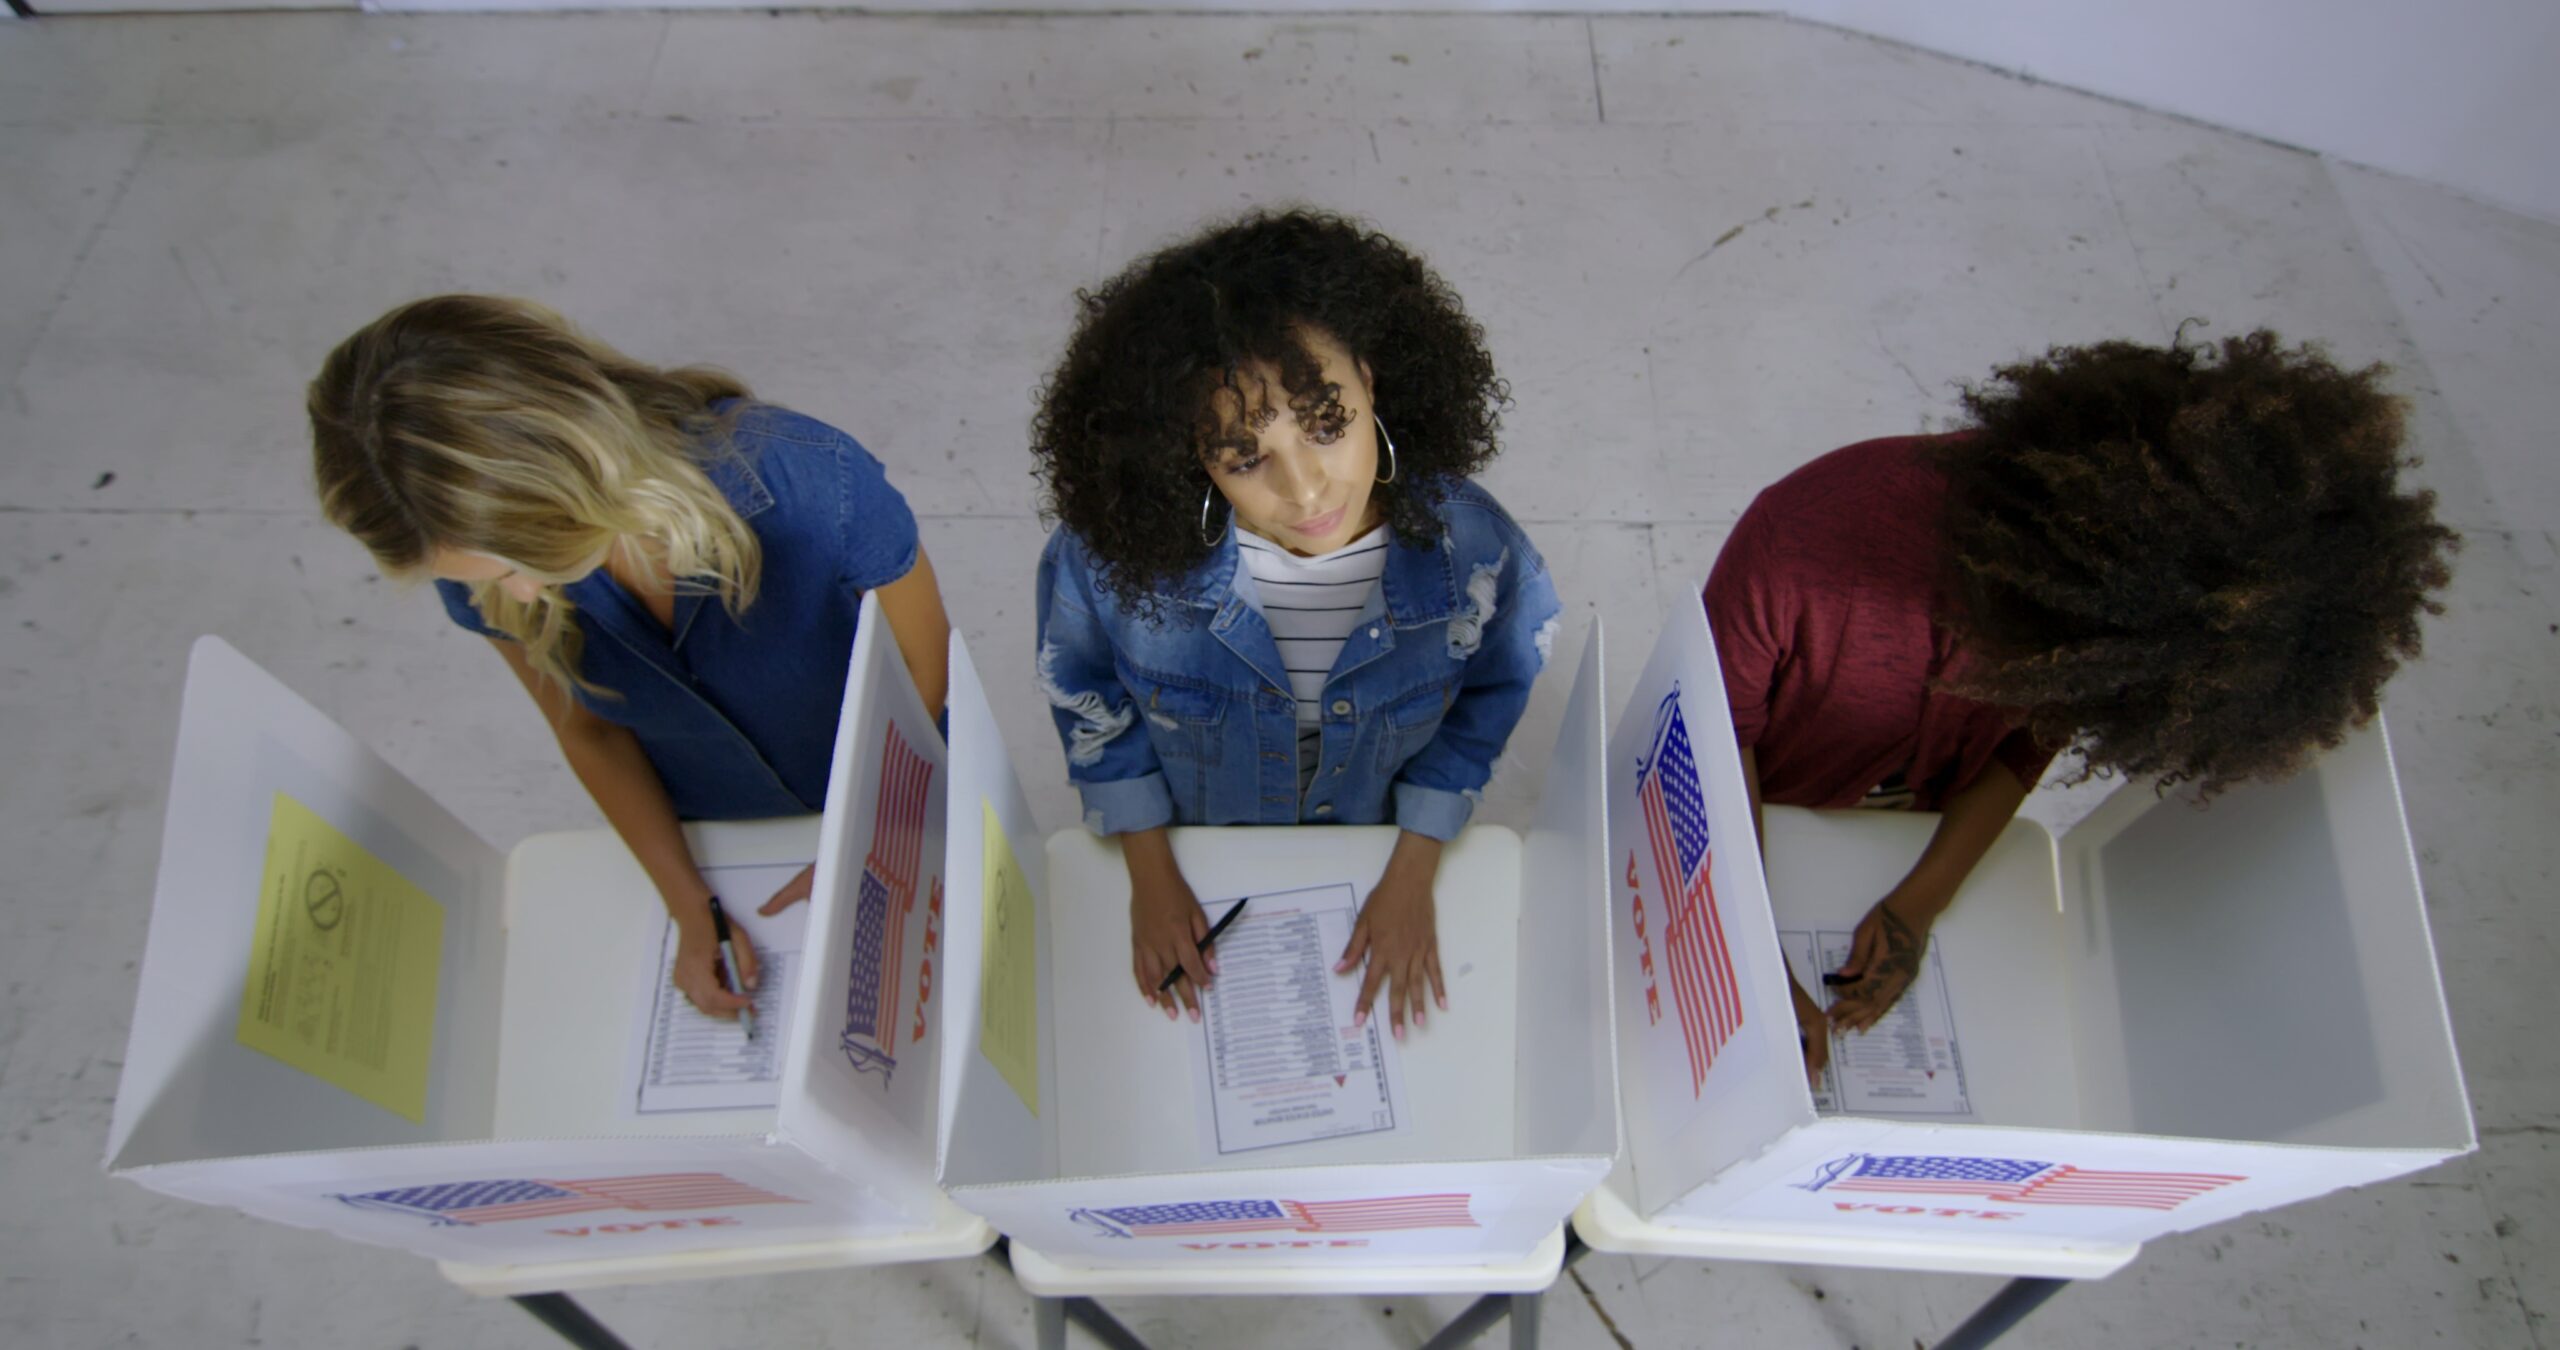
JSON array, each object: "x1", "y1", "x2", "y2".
[
  {"x1": 1835, "y1": 903, "x2": 1925, "y2": 1025},
  {"x1": 1867, "y1": 903, "x2": 1921, "y2": 985}
]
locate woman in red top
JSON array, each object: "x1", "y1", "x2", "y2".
[{"x1": 1706, "y1": 331, "x2": 2457, "y2": 1081}]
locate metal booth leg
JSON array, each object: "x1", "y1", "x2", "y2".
[
  {"x1": 1029, "y1": 1295, "x2": 1150, "y2": 1350},
  {"x1": 1933, "y1": 1276, "x2": 2069, "y2": 1350},
  {"x1": 995, "y1": 1238, "x2": 1155, "y2": 1350},
  {"x1": 1507, "y1": 1289, "x2": 1544, "y2": 1350},
  {"x1": 509, "y1": 1293, "x2": 634, "y2": 1350},
  {"x1": 1416, "y1": 1293, "x2": 1510, "y2": 1350},
  {"x1": 1416, "y1": 1232, "x2": 1586, "y2": 1350},
  {"x1": 1062, "y1": 1296, "x2": 1152, "y2": 1350}
]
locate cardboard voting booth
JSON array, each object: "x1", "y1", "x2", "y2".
[
  {"x1": 1591, "y1": 600, "x2": 2473, "y2": 1264},
  {"x1": 107, "y1": 604, "x2": 977, "y2": 1267},
  {"x1": 925, "y1": 623, "x2": 1620, "y2": 1269}
]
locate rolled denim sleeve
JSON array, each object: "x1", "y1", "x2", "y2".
[
  {"x1": 1034, "y1": 532, "x2": 1174, "y2": 836},
  {"x1": 831, "y1": 430, "x2": 921, "y2": 593},
  {"x1": 1392, "y1": 536, "x2": 1564, "y2": 840}
]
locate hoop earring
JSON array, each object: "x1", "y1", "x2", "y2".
[
  {"x1": 1374, "y1": 414, "x2": 1399, "y2": 484},
  {"x1": 1199, "y1": 485, "x2": 1229, "y2": 546}
]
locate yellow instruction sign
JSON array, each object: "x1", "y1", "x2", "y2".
[
  {"x1": 236, "y1": 793, "x2": 444, "y2": 1122},
  {"x1": 978, "y1": 799, "x2": 1040, "y2": 1115}
]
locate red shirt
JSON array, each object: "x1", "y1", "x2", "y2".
[{"x1": 1704, "y1": 435, "x2": 2055, "y2": 811}]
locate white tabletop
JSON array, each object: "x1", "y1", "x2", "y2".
[
  {"x1": 1007, "y1": 1224, "x2": 1568, "y2": 1297},
  {"x1": 1573, "y1": 1184, "x2": 2137, "y2": 1280},
  {"x1": 438, "y1": 1211, "x2": 996, "y2": 1296}
]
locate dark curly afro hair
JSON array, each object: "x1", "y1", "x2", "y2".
[
  {"x1": 1031, "y1": 208, "x2": 1508, "y2": 612},
  {"x1": 1938, "y1": 329, "x2": 2458, "y2": 796}
]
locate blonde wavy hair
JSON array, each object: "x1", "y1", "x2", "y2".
[{"x1": 309, "y1": 295, "x2": 762, "y2": 695}]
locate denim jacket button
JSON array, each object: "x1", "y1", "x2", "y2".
[
  {"x1": 1329, "y1": 698, "x2": 1353, "y2": 716},
  {"x1": 1313, "y1": 802, "x2": 1334, "y2": 816}
]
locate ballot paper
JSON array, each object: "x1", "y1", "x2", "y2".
[
  {"x1": 1779, "y1": 928, "x2": 1975, "y2": 1120},
  {"x1": 1192, "y1": 884, "x2": 1410, "y2": 1156},
  {"x1": 625, "y1": 861, "x2": 811, "y2": 1116},
  {"x1": 1776, "y1": 930, "x2": 1846, "y2": 1112}
]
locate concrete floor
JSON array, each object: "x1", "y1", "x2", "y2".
[{"x1": 2, "y1": 11, "x2": 2555, "y2": 1349}]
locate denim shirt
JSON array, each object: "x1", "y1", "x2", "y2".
[
  {"x1": 1035, "y1": 479, "x2": 1562, "y2": 841},
  {"x1": 435, "y1": 402, "x2": 919, "y2": 821}
]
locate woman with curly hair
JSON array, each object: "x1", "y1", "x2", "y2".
[
  {"x1": 311, "y1": 295, "x2": 952, "y2": 1021},
  {"x1": 1707, "y1": 331, "x2": 2457, "y2": 1083},
  {"x1": 1032, "y1": 210, "x2": 1561, "y2": 1039}
]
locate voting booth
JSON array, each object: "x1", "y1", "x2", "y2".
[
  {"x1": 925, "y1": 624, "x2": 1620, "y2": 1270},
  {"x1": 1587, "y1": 601, "x2": 2474, "y2": 1267},
  {"x1": 107, "y1": 606, "x2": 981, "y2": 1267}
]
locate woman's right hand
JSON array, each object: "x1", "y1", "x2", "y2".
[
  {"x1": 1790, "y1": 973, "x2": 1832, "y2": 1088},
  {"x1": 671, "y1": 910, "x2": 758, "y2": 1019},
  {"x1": 1123, "y1": 829, "x2": 1212, "y2": 1021}
]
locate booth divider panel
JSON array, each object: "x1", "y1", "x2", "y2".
[
  {"x1": 2067, "y1": 721, "x2": 2471, "y2": 1151},
  {"x1": 1607, "y1": 605, "x2": 1811, "y2": 1215},
  {"x1": 112, "y1": 638, "x2": 508, "y2": 1171},
  {"x1": 938, "y1": 632, "x2": 1062, "y2": 1188},
  {"x1": 1513, "y1": 625, "x2": 1621, "y2": 1161},
  {"x1": 778, "y1": 596, "x2": 952, "y2": 1210}
]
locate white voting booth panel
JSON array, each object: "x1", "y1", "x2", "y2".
[
  {"x1": 930, "y1": 624, "x2": 1619, "y2": 1270},
  {"x1": 1592, "y1": 601, "x2": 2473, "y2": 1264},
  {"x1": 108, "y1": 610, "x2": 977, "y2": 1267}
]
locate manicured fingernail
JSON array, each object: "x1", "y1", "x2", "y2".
[
  {"x1": 1163, "y1": 1002, "x2": 1178, "y2": 1021},
  {"x1": 1188, "y1": 1005, "x2": 1202, "y2": 1024},
  {"x1": 1414, "y1": 1005, "x2": 1427, "y2": 1028},
  {"x1": 1206, "y1": 956, "x2": 1220, "y2": 974},
  {"x1": 1354, "y1": 1009, "x2": 1367, "y2": 1029},
  {"x1": 1393, "y1": 1022, "x2": 1406, "y2": 1043},
  {"x1": 1436, "y1": 994, "x2": 1448, "y2": 1011}
]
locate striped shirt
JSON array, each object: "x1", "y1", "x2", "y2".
[{"x1": 1237, "y1": 524, "x2": 1390, "y2": 784}]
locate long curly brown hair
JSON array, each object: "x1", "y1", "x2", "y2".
[
  {"x1": 1031, "y1": 208, "x2": 1508, "y2": 612},
  {"x1": 1939, "y1": 330, "x2": 2458, "y2": 795}
]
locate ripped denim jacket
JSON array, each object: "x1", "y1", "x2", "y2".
[{"x1": 1034, "y1": 479, "x2": 1563, "y2": 841}]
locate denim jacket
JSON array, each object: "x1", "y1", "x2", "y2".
[
  {"x1": 435, "y1": 401, "x2": 918, "y2": 820},
  {"x1": 1035, "y1": 479, "x2": 1562, "y2": 841}
]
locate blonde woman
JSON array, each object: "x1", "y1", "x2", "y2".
[{"x1": 310, "y1": 295, "x2": 950, "y2": 1019}]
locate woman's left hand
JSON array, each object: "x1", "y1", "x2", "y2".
[
  {"x1": 1338, "y1": 832, "x2": 1448, "y2": 1040},
  {"x1": 758, "y1": 863, "x2": 816, "y2": 916},
  {"x1": 1825, "y1": 894, "x2": 1935, "y2": 1033}
]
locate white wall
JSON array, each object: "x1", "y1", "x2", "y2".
[{"x1": 1789, "y1": 0, "x2": 2560, "y2": 222}]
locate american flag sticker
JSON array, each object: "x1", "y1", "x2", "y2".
[
  {"x1": 1795, "y1": 1154, "x2": 2246, "y2": 1212},
  {"x1": 1637, "y1": 685, "x2": 1745, "y2": 1095},
  {"x1": 1068, "y1": 1195, "x2": 1479, "y2": 1240},
  {"x1": 332, "y1": 1173, "x2": 803, "y2": 1228},
  {"x1": 842, "y1": 722, "x2": 934, "y2": 1080}
]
